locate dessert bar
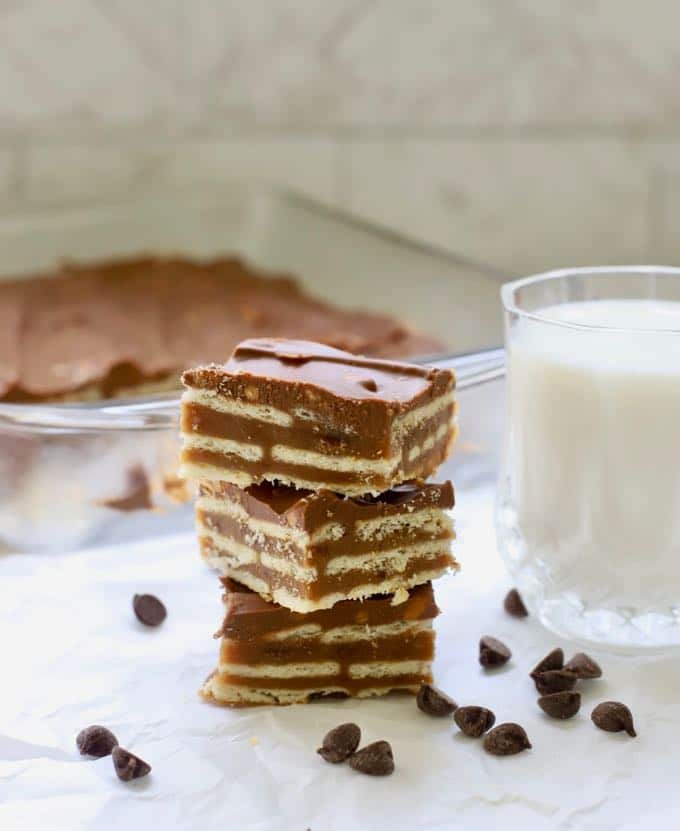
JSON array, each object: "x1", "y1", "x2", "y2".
[
  {"x1": 197, "y1": 480, "x2": 456, "y2": 612},
  {"x1": 181, "y1": 339, "x2": 457, "y2": 496},
  {"x1": 202, "y1": 579, "x2": 439, "y2": 706}
]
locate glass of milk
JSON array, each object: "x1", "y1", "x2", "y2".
[{"x1": 496, "y1": 266, "x2": 680, "y2": 650}]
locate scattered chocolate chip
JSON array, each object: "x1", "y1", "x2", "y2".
[
  {"x1": 479, "y1": 636, "x2": 511, "y2": 668},
  {"x1": 530, "y1": 648, "x2": 564, "y2": 676},
  {"x1": 591, "y1": 702, "x2": 636, "y2": 737},
  {"x1": 133, "y1": 594, "x2": 167, "y2": 627},
  {"x1": 76, "y1": 725, "x2": 118, "y2": 757},
  {"x1": 483, "y1": 723, "x2": 532, "y2": 756},
  {"x1": 538, "y1": 691, "x2": 581, "y2": 720},
  {"x1": 416, "y1": 683, "x2": 457, "y2": 717},
  {"x1": 348, "y1": 740, "x2": 394, "y2": 776},
  {"x1": 453, "y1": 705, "x2": 496, "y2": 737},
  {"x1": 504, "y1": 588, "x2": 528, "y2": 618},
  {"x1": 564, "y1": 652, "x2": 602, "y2": 680},
  {"x1": 112, "y1": 746, "x2": 152, "y2": 781},
  {"x1": 358, "y1": 378, "x2": 378, "y2": 392},
  {"x1": 532, "y1": 669, "x2": 578, "y2": 696},
  {"x1": 317, "y1": 723, "x2": 361, "y2": 763}
]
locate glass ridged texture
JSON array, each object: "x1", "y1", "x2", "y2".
[{"x1": 497, "y1": 266, "x2": 680, "y2": 651}]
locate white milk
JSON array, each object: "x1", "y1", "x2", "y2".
[{"x1": 507, "y1": 299, "x2": 680, "y2": 613}]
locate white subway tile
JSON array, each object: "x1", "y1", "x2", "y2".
[
  {"x1": 24, "y1": 143, "x2": 167, "y2": 202},
  {"x1": 0, "y1": 0, "x2": 177, "y2": 128},
  {"x1": 344, "y1": 139, "x2": 653, "y2": 273},
  {"x1": 161, "y1": 139, "x2": 338, "y2": 202},
  {"x1": 181, "y1": 0, "x2": 680, "y2": 129}
]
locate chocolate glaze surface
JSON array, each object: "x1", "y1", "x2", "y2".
[
  {"x1": 0, "y1": 256, "x2": 444, "y2": 402},
  {"x1": 183, "y1": 338, "x2": 454, "y2": 407}
]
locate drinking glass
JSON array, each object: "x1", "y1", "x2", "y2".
[{"x1": 496, "y1": 266, "x2": 680, "y2": 650}]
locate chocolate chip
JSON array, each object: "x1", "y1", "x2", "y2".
[
  {"x1": 453, "y1": 705, "x2": 496, "y2": 737},
  {"x1": 358, "y1": 378, "x2": 378, "y2": 392},
  {"x1": 416, "y1": 683, "x2": 457, "y2": 717},
  {"x1": 76, "y1": 725, "x2": 118, "y2": 757},
  {"x1": 591, "y1": 702, "x2": 637, "y2": 737},
  {"x1": 112, "y1": 746, "x2": 152, "y2": 781},
  {"x1": 348, "y1": 740, "x2": 394, "y2": 776},
  {"x1": 504, "y1": 588, "x2": 528, "y2": 618},
  {"x1": 483, "y1": 723, "x2": 532, "y2": 756},
  {"x1": 538, "y1": 691, "x2": 581, "y2": 720},
  {"x1": 479, "y1": 636, "x2": 511, "y2": 668},
  {"x1": 532, "y1": 669, "x2": 578, "y2": 695},
  {"x1": 317, "y1": 723, "x2": 361, "y2": 763},
  {"x1": 564, "y1": 652, "x2": 602, "y2": 680},
  {"x1": 133, "y1": 594, "x2": 167, "y2": 627},
  {"x1": 530, "y1": 647, "x2": 564, "y2": 676}
]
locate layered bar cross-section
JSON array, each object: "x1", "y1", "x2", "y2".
[
  {"x1": 197, "y1": 479, "x2": 457, "y2": 612},
  {"x1": 202, "y1": 579, "x2": 439, "y2": 706},
  {"x1": 181, "y1": 338, "x2": 457, "y2": 496}
]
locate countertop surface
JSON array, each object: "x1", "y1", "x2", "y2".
[{"x1": 1, "y1": 482, "x2": 676, "y2": 831}]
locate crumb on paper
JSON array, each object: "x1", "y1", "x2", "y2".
[{"x1": 249, "y1": 736, "x2": 260, "y2": 746}]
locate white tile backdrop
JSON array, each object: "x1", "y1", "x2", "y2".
[{"x1": 1, "y1": 0, "x2": 680, "y2": 272}]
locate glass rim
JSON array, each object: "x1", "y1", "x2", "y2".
[{"x1": 501, "y1": 265, "x2": 680, "y2": 335}]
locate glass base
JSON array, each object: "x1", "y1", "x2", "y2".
[{"x1": 496, "y1": 497, "x2": 680, "y2": 653}]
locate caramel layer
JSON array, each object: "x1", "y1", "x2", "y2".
[
  {"x1": 217, "y1": 580, "x2": 440, "y2": 640},
  {"x1": 198, "y1": 508, "x2": 452, "y2": 561},
  {"x1": 215, "y1": 672, "x2": 431, "y2": 694},
  {"x1": 201, "y1": 535, "x2": 454, "y2": 603},
  {"x1": 182, "y1": 425, "x2": 453, "y2": 494},
  {"x1": 182, "y1": 400, "x2": 455, "y2": 464},
  {"x1": 221, "y1": 630, "x2": 435, "y2": 666}
]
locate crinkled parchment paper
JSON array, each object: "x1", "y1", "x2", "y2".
[{"x1": 1, "y1": 485, "x2": 677, "y2": 831}]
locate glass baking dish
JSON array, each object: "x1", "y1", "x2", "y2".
[{"x1": 0, "y1": 186, "x2": 506, "y2": 552}]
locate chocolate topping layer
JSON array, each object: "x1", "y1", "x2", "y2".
[
  {"x1": 183, "y1": 338, "x2": 453, "y2": 408},
  {"x1": 200, "y1": 479, "x2": 455, "y2": 534},
  {"x1": 0, "y1": 256, "x2": 444, "y2": 402}
]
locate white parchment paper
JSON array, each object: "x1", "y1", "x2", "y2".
[{"x1": 1, "y1": 484, "x2": 678, "y2": 831}]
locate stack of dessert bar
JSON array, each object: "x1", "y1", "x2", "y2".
[{"x1": 180, "y1": 338, "x2": 458, "y2": 706}]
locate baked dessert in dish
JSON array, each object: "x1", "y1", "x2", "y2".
[
  {"x1": 0, "y1": 256, "x2": 444, "y2": 403},
  {"x1": 202, "y1": 579, "x2": 439, "y2": 706},
  {"x1": 180, "y1": 338, "x2": 457, "y2": 496},
  {"x1": 197, "y1": 480, "x2": 457, "y2": 613}
]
